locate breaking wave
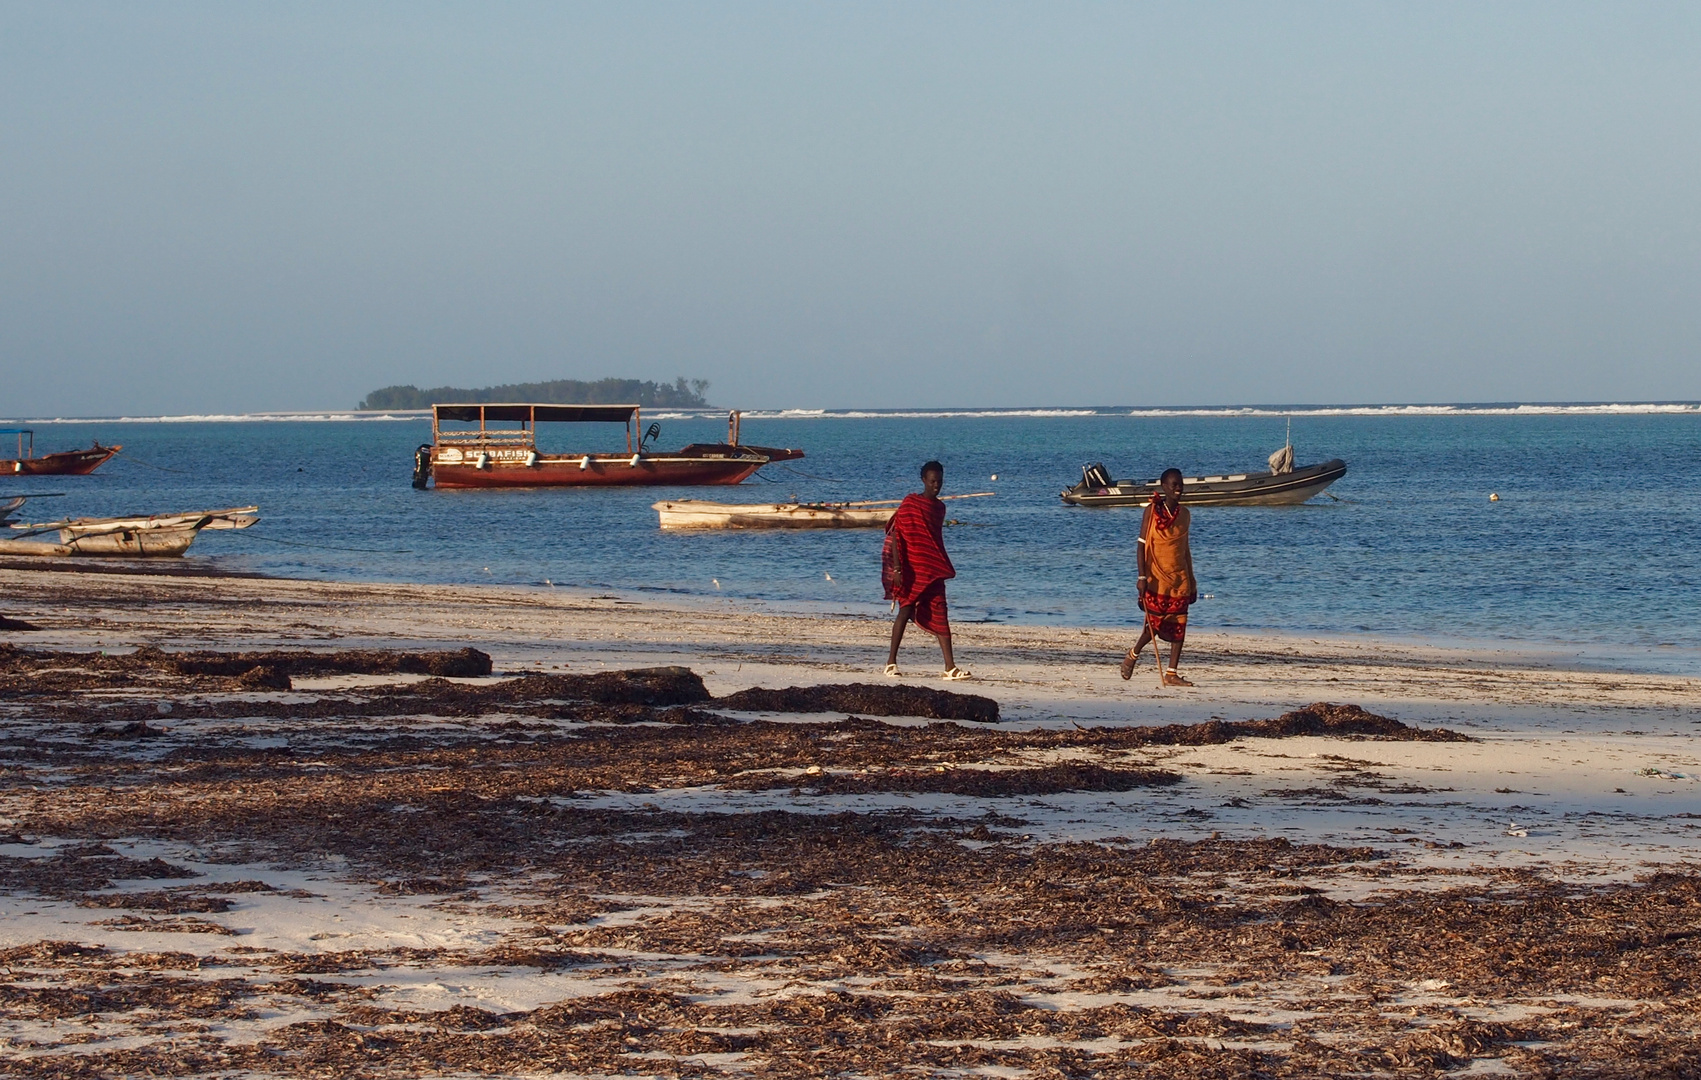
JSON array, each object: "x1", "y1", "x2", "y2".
[
  {"x1": 736, "y1": 409, "x2": 1103, "y2": 420},
  {"x1": 544, "y1": 402, "x2": 1697, "y2": 421},
  {"x1": 9, "y1": 402, "x2": 1695, "y2": 424},
  {"x1": 9, "y1": 411, "x2": 431, "y2": 424},
  {"x1": 1123, "y1": 402, "x2": 1701, "y2": 418}
]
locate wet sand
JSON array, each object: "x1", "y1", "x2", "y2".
[{"x1": 2, "y1": 568, "x2": 1699, "y2": 1077}]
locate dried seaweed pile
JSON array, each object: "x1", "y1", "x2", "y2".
[
  {"x1": 0, "y1": 646, "x2": 1693, "y2": 1078},
  {"x1": 716, "y1": 682, "x2": 1000, "y2": 723},
  {"x1": 0, "y1": 643, "x2": 494, "y2": 695}
]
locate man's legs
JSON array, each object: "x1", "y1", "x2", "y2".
[
  {"x1": 1121, "y1": 621, "x2": 1155, "y2": 678},
  {"x1": 889, "y1": 609, "x2": 956, "y2": 670},
  {"x1": 1130, "y1": 624, "x2": 1154, "y2": 654},
  {"x1": 1163, "y1": 638, "x2": 1190, "y2": 685},
  {"x1": 893, "y1": 582, "x2": 965, "y2": 676},
  {"x1": 1125, "y1": 615, "x2": 1191, "y2": 686},
  {"x1": 1160, "y1": 611, "x2": 1191, "y2": 685},
  {"x1": 887, "y1": 605, "x2": 913, "y2": 667}
]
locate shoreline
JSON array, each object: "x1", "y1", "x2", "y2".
[
  {"x1": 5, "y1": 565, "x2": 1699, "y2": 705},
  {"x1": 5, "y1": 565, "x2": 1700, "y2": 870},
  {"x1": 8, "y1": 559, "x2": 1700, "y2": 678}
]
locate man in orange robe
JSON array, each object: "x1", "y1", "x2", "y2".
[
  {"x1": 883, "y1": 461, "x2": 970, "y2": 679},
  {"x1": 1122, "y1": 468, "x2": 1198, "y2": 687}
]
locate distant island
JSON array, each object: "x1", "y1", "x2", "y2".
[{"x1": 359, "y1": 377, "x2": 710, "y2": 411}]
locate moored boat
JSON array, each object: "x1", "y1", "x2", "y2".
[
  {"x1": 1061, "y1": 453, "x2": 1347, "y2": 507},
  {"x1": 0, "y1": 429, "x2": 121, "y2": 476},
  {"x1": 1, "y1": 501, "x2": 258, "y2": 558},
  {"x1": 654, "y1": 499, "x2": 898, "y2": 530},
  {"x1": 654, "y1": 492, "x2": 994, "y2": 530},
  {"x1": 417, "y1": 405, "x2": 803, "y2": 489}
]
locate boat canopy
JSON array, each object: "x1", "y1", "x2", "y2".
[{"x1": 433, "y1": 404, "x2": 638, "y2": 425}]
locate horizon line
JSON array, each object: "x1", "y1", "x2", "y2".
[{"x1": 5, "y1": 399, "x2": 1700, "y2": 423}]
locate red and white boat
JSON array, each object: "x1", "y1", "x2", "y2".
[
  {"x1": 1, "y1": 429, "x2": 121, "y2": 476},
  {"x1": 416, "y1": 405, "x2": 803, "y2": 489}
]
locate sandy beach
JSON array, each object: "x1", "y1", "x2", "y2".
[{"x1": 3, "y1": 567, "x2": 1699, "y2": 1077}]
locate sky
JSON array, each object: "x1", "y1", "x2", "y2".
[{"x1": 2, "y1": 2, "x2": 1698, "y2": 415}]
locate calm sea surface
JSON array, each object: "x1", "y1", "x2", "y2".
[{"x1": 6, "y1": 406, "x2": 1699, "y2": 670}]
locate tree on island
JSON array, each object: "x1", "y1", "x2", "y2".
[{"x1": 359, "y1": 377, "x2": 710, "y2": 411}]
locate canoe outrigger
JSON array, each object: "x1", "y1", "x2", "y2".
[
  {"x1": 415, "y1": 405, "x2": 804, "y2": 489},
  {"x1": 654, "y1": 499, "x2": 899, "y2": 530},
  {"x1": 653, "y1": 493, "x2": 994, "y2": 530},
  {"x1": 0, "y1": 429, "x2": 121, "y2": 476},
  {"x1": 0, "y1": 497, "x2": 258, "y2": 557}
]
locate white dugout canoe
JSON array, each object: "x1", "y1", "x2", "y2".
[{"x1": 652, "y1": 500, "x2": 896, "y2": 530}]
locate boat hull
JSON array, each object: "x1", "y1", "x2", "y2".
[
  {"x1": 432, "y1": 452, "x2": 769, "y2": 488},
  {"x1": 1, "y1": 445, "x2": 121, "y2": 476},
  {"x1": 2, "y1": 507, "x2": 258, "y2": 558},
  {"x1": 1062, "y1": 459, "x2": 1348, "y2": 507},
  {"x1": 421, "y1": 401, "x2": 803, "y2": 488},
  {"x1": 0, "y1": 530, "x2": 199, "y2": 557},
  {"x1": 654, "y1": 500, "x2": 896, "y2": 529}
]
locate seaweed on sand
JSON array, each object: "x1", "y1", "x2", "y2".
[
  {"x1": 716, "y1": 682, "x2": 1000, "y2": 723},
  {"x1": 1, "y1": 650, "x2": 1694, "y2": 1078}
]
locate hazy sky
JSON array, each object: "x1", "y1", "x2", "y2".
[{"x1": 3, "y1": 2, "x2": 1698, "y2": 414}]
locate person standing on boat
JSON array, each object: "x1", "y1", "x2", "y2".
[
  {"x1": 1122, "y1": 468, "x2": 1197, "y2": 687},
  {"x1": 884, "y1": 461, "x2": 970, "y2": 680}
]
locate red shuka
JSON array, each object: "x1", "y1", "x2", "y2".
[{"x1": 882, "y1": 494, "x2": 956, "y2": 635}]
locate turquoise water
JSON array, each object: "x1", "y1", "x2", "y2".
[{"x1": 5, "y1": 407, "x2": 1698, "y2": 666}]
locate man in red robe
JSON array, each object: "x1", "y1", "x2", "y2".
[{"x1": 883, "y1": 461, "x2": 970, "y2": 679}]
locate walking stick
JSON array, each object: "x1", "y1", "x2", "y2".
[{"x1": 1137, "y1": 504, "x2": 1168, "y2": 688}]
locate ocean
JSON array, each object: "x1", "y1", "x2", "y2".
[{"x1": 5, "y1": 405, "x2": 1699, "y2": 672}]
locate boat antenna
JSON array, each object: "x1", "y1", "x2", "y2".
[{"x1": 1266, "y1": 415, "x2": 1295, "y2": 475}]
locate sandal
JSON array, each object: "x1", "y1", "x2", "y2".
[
  {"x1": 883, "y1": 663, "x2": 900, "y2": 678},
  {"x1": 1119, "y1": 649, "x2": 1139, "y2": 680},
  {"x1": 941, "y1": 667, "x2": 972, "y2": 681},
  {"x1": 1162, "y1": 670, "x2": 1194, "y2": 687}
]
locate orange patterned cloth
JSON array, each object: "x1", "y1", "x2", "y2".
[
  {"x1": 1144, "y1": 608, "x2": 1189, "y2": 644},
  {"x1": 1140, "y1": 496, "x2": 1197, "y2": 643}
]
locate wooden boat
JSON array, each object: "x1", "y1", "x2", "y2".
[
  {"x1": 654, "y1": 492, "x2": 994, "y2": 530},
  {"x1": 418, "y1": 405, "x2": 804, "y2": 489},
  {"x1": 0, "y1": 501, "x2": 258, "y2": 557},
  {"x1": 0, "y1": 429, "x2": 121, "y2": 476},
  {"x1": 1061, "y1": 456, "x2": 1347, "y2": 507},
  {"x1": 655, "y1": 499, "x2": 898, "y2": 530}
]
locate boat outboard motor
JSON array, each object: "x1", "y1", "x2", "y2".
[
  {"x1": 1081, "y1": 463, "x2": 1114, "y2": 491},
  {"x1": 411, "y1": 444, "x2": 433, "y2": 489}
]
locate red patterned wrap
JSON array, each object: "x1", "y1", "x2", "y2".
[{"x1": 883, "y1": 493, "x2": 956, "y2": 637}]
